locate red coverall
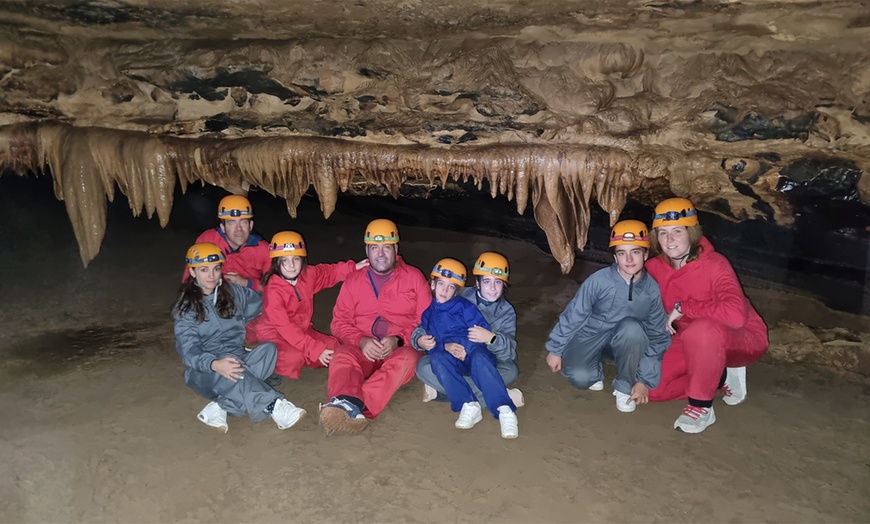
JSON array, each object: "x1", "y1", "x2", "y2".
[
  {"x1": 246, "y1": 260, "x2": 357, "y2": 379},
  {"x1": 328, "y1": 257, "x2": 431, "y2": 418},
  {"x1": 185, "y1": 228, "x2": 271, "y2": 292},
  {"x1": 647, "y1": 236, "x2": 769, "y2": 402}
]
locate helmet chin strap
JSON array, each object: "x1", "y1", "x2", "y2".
[{"x1": 213, "y1": 279, "x2": 223, "y2": 305}]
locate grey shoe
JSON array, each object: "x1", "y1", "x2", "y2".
[
  {"x1": 722, "y1": 367, "x2": 747, "y2": 406},
  {"x1": 674, "y1": 405, "x2": 716, "y2": 434}
]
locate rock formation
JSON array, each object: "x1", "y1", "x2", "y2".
[{"x1": 1, "y1": 0, "x2": 868, "y2": 267}]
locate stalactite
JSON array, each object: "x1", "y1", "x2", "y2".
[{"x1": 0, "y1": 122, "x2": 673, "y2": 270}]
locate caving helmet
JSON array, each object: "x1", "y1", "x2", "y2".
[
  {"x1": 472, "y1": 252, "x2": 510, "y2": 283},
  {"x1": 269, "y1": 231, "x2": 307, "y2": 258},
  {"x1": 364, "y1": 219, "x2": 400, "y2": 244},
  {"x1": 430, "y1": 258, "x2": 467, "y2": 288},
  {"x1": 185, "y1": 242, "x2": 225, "y2": 268},
  {"x1": 217, "y1": 195, "x2": 254, "y2": 220},
  {"x1": 652, "y1": 198, "x2": 699, "y2": 228},
  {"x1": 609, "y1": 220, "x2": 650, "y2": 249}
]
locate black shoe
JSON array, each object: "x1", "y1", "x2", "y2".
[{"x1": 265, "y1": 373, "x2": 283, "y2": 387}]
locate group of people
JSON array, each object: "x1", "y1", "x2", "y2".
[{"x1": 172, "y1": 194, "x2": 769, "y2": 438}]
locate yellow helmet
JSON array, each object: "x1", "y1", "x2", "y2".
[
  {"x1": 473, "y1": 251, "x2": 510, "y2": 282},
  {"x1": 269, "y1": 231, "x2": 307, "y2": 258},
  {"x1": 652, "y1": 198, "x2": 698, "y2": 228},
  {"x1": 185, "y1": 242, "x2": 225, "y2": 268},
  {"x1": 364, "y1": 218, "x2": 400, "y2": 244},
  {"x1": 609, "y1": 220, "x2": 650, "y2": 249},
  {"x1": 217, "y1": 195, "x2": 254, "y2": 220},
  {"x1": 430, "y1": 258, "x2": 467, "y2": 288}
]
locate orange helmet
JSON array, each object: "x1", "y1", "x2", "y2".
[
  {"x1": 430, "y1": 258, "x2": 467, "y2": 288},
  {"x1": 269, "y1": 231, "x2": 307, "y2": 258},
  {"x1": 652, "y1": 198, "x2": 698, "y2": 228},
  {"x1": 185, "y1": 242, "x2": 225, "y2": 268},
  {"x1": 609, "y1": 220, "x2": 650, "y2": 249},
  {"x1": 217, "y1": 195, "x2": 254, "y2": 220},
  {"x1": 364, "y1": 218, "x2": 400, "y2": 244},
  {"x1": 473, "y1": 252, "x2": 509, "y2": 282}
]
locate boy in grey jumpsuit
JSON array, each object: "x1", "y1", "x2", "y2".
[{"x1": 545, "y1": 220, "x2": 670, "y2": 412}]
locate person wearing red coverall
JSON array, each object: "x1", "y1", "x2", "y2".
[
  {"x1": 246, "y1": 231, "x2": 368, "y2": 379},
  {"x1": 318, "y1": 219, "x2": 431, "y2": 435},
  {"x1": 187, "y1": 195, "x2": 271, "y2": 292},
  {"x1": 646, "y1": 198, "x2": 769, "y2": 434}
]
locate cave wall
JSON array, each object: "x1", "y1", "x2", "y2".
[{"x1": 0, "y1": 0, "x2": 868, "y2": 268}]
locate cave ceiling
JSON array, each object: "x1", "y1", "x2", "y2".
[{"x1": 0, "y1": 0, "x2": 868, "y2": 268}]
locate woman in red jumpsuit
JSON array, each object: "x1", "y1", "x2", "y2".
[
  {"x1": 246, "y1": 231, "x2": 367, "y2": 379},
  {"x1": 646, "y1": 198, "x2": 769, "y2": 434}
]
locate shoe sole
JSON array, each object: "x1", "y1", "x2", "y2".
[
  {"x1": 276, "y1": 409, "x2": 307, "y2": 430},
  {"x1": 674, "y1": 412, "x2": 717, "y2": 434},
  {"x1": 319, "y1": 406, "x2": 369, "y2": 435},
  {"x1": 508, "y1": 388, "x2": 525, "y2": 408},
  {"x1": 501, "y1": 431, "x2": 519, "y2": 439},
  {"x1": 202, "y1": 422, "x2": 228, "y2": 433},
  {"x1": 455, "y1": 413, "x2": 483, "y2": 429},
  {"x1": 723, "y1": 394, "x2": 746, "y2": 406}
]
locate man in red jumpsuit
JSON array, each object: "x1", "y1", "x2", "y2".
[
  {"x1": 319, "y1": 219, "x2": 431, "y2": 435},
  {"x1": 188, "y1": 195, "x2": 271, "y2": 292}
]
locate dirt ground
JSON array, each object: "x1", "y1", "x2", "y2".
[{"x1": 1, "y1": 182, "x2": 869, "y2": 523}]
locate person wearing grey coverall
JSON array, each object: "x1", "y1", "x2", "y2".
[
  {"x1": 545, "y1": 219, "x2": 670, "y2": 412},
  {"x1": 175, "y1": 281, "x2": 285, "y2": 422}
]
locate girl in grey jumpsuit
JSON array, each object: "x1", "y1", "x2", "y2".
[{"x1": 173, "y1": 242, "x2": 306, "y2": 432}]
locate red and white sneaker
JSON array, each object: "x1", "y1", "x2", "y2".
[
  {"x1": 674, "y1": 405, "x2": 716, "y2": 434},
  {"x1": 722, "y1": 367, "x2": 747, "y2": 406}
]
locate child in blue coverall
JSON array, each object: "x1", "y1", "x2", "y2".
[{"x1": 413, "y1": 257, "x2": 518, "y2": 439}]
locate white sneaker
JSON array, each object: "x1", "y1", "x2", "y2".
[
  {"x1": 674, "y1": 405, "x2": 716, "y2": 434},
  {"x1": 507, "y1": 388, "x2": 525, "y2": 408},
  {"x1": 589, "y1": 380, "x2": 604, "y2": 391},
  {"x1": 455, "y1": 402, "x2": 483, "y2": 429},
  {"x1": 498, "y1": 405, "x2": 519, "y2": 439},
  {"x1": 613, "y1": 390, "x2": 636, "y2": 413},
  {"x1": 722, "y1": 367, "x2": 747, "y2": 406},
  {"x1": 271, "y1": 398, "x2": 307, "y2": 430},
  {"x1": 422, "y1": 384, "x2": 439, "y2": 403},
  {"x1": 197, "y1": 401, "x2": 228, "y2": 433}
]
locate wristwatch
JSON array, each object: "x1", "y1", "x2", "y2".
[
  {"x1": 674, "y1": 301, "x2": 682, "y2": 314},
  {"x1": 488, "y1": 333, "x2": 497, "y2": 345}
]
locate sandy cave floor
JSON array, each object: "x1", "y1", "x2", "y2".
[{"x1": 0, "y1": 182, "x2": 869, "y2": 523}]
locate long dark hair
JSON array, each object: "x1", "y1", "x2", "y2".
[
  {"x1": 261, "y1": 256, "x2": 308, "y2": 288},
  {"x1": 171, "y1": 274, "x2": 237, "y2": 323},
  {"x1": 650, "y1": 225, "x2": 705, "y2": 266}
]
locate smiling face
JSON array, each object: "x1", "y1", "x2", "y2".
[
  {"x1": 613, "y1": 245, "x2": 647, "y2": 280},
  {"x1": 366, "y1": 243, "x2": 398, "y2": 274},
  {"x1": 220, "y1": 218, "x2": 253, "y2": 250},
  {"x1": 279, "y1": 255, "x2": 304, "y2": 280},
  {"x1": 189, "y1": 263, "x2": 222, "y2": 295},
  {"x1": 656, "y1": 225, "x2": 691, "y2": 261},
  {"x1": 431, "y1": 277, "x2": 460, "y2": 304},
  {"x1": 476, "y1": 275, "x2": 505, "y2": 302}
]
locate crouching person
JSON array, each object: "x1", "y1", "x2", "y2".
[
  {"x1": 172, "y1": 242, "x2": 307, "y2": 433},
  {"x1": 415, "y1": 258, "x2": 518, "y2": 439},
  {"x1": 544, "y1": 220, "x2": 670, "y2": 412}
]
